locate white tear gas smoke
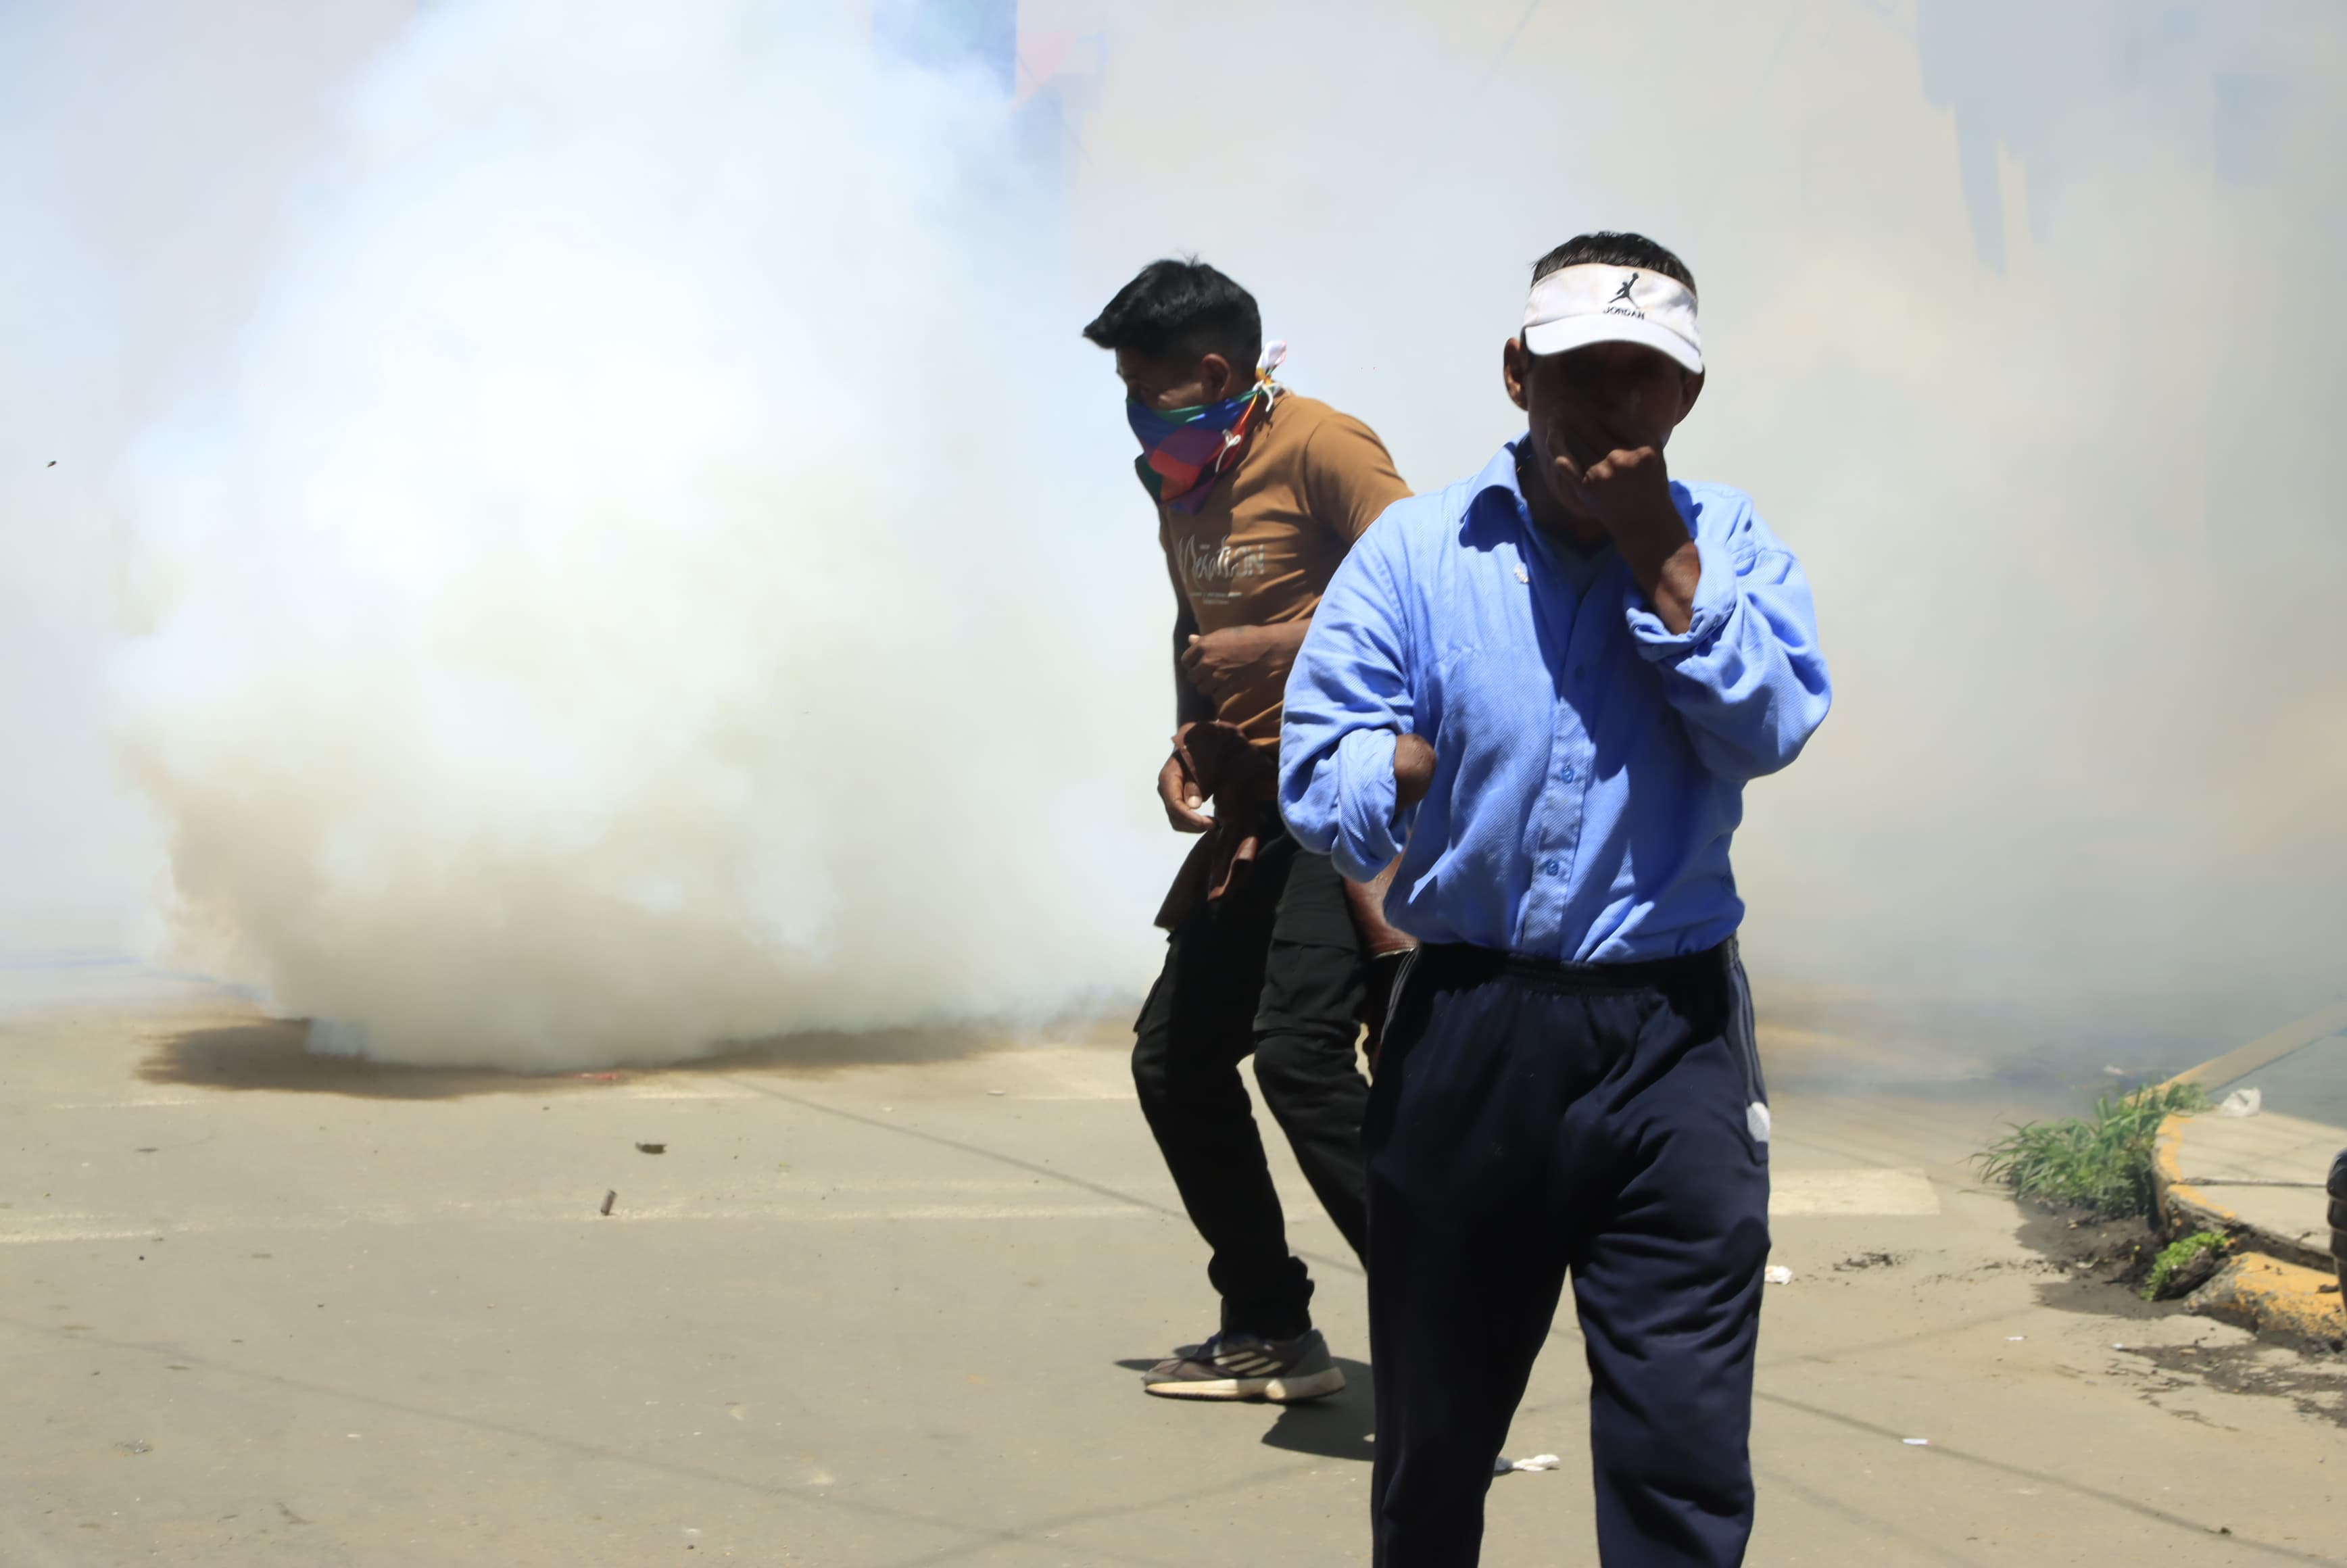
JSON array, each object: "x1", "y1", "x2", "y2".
[
  {"x1": 0, "y1": 1, "x2": 411, "y2": 971},
  {"x1": 1061, "y1": 0, "x2": 2347, "y2": 1062},
  {"x1": 107, "y1": 1, "x2": 1169, "y2": 1065},
  {"x1": 7, "y1": 0, "x2": 2344, "y2": 1072}
]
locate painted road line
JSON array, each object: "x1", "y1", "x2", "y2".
[
  {"x1": 0, "y1": 1202, "x2": 1163, "y2": 1244},
  {"x1": 1770, "y1": 1168, "x2": 1941, "y2": 1217}
]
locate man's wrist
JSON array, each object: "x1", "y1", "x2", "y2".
[{"x1": 1609, "y1": 498, "x2": 1689, "y2": 567}]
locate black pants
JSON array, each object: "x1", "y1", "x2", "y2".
[
  {"x1": 1366, "y1": 942, "x2": 1770, "y2": 1568},
  {"x1": 1132, "y1": 834, "x2": 1371, "y2": 1340}
]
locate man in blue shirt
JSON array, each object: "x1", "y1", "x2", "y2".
[{"x1": 1280, "y1": 232, "x2": 1831, "y2": 1567}]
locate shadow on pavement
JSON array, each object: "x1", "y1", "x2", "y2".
[
  {"x1": 1108, "y1": 1356, "x2": 1376, "y2": 1463},
  {"x1": 139, "y1": 1007, "x2": 1131, "y2": 1101},
  {"x1": 1260, "y1": 1358, "x2": 1376, "y2": 1463}
]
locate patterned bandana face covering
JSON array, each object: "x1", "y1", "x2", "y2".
[{"x1": 1127, "y1": 342, "x2": 1287, "y2": 514}]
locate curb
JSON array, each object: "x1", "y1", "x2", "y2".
[
  {"x1": 2150, "y1": 1113, "x2": 2331, "y2": 1273},
  {"x1": 2151, "y1": 1004, "x2": 2347, "y2": 1275},
  {"x1": 2183, "y1": 1252, "x2": 2343, "y2": 1344}
]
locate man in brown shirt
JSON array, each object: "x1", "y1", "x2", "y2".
[{"x1": 1084, "y1": 258, "x2": 1412, "y2": 1401}]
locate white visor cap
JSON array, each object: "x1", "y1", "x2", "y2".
[{"x1": 1521, "y1": 264, "x2": 1702, "y2": 375}]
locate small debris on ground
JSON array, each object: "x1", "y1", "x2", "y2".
[
  {"x1": 987, "y1": 1089, "x2": 1006, "y2": 1096},
  {"x1": 1764, "y1": 1265, "x2": 1794, "y2": 1285},
  {"x1": 1495, "y1": 1453, "x2": 1560, "y2": 1473},
  {"x1": 2217, "y1": 1086, "x2": 2263, "y2": 1117},
  {"x1": 635, "y1": 1142, "x2": 666, "y2": 1154},
  {"x1": 600, "y1": 1190, "x2": 616, "y2": 1216},
  {"x1": 1835, "y1": 1250, "x2": 1902, "y2": 1271},
  {"x1": 1902, "y1": 1438, "x2": 1929, "y2": 1446}
]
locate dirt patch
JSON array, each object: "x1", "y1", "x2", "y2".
[
  {"x1": 137, "y1": 1008, "x2": 1134, "y2": 1100},
  {"x1": 1832, "y1": 1250, "x2": 1906, "y2": 1272},
  {"x1": 2015, "y1": 1198, "x2": 2347, "y2": 1337},
  {"x1": 2008, "y1": 1198, "x2": 2347, "y2": 1425},
  {"x1": 2127, "y1": 1340, "x2": 2347, "y2": 1429},
  {"x1": 2012, "y1": 1202, "x2": 2184, "y2": 1321}
]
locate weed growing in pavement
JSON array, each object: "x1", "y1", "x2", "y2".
[
  {"x1": 2140, "y1": 1230, "x2": 2230, "y2": 1299},
  {"x1": 1976, "y1": 1082, "x2": 2209, "y2": 1219}
]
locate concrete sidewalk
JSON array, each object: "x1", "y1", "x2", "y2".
[
  {"x1": 5, "y1": 1003, "x2": 2346, "y2": 1565},
  {"x1": 2157, "y1": 1008, "x2": 2347, "y2": 1265},
  {"x1": 2164, "y1": 1110, "x2": 2342, "y2": 1270}
]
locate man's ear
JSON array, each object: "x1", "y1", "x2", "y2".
[
  {"x1": 1502, "y1": 337, "x2": 1532, "y2": 412},
  {"x1": 1678, "y1": 368, "x2": 1705, "y2": 422},
  {"x1": 1198, "y1": 353, "x2": 1236, "y2": 400}
]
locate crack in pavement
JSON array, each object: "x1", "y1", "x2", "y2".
[{"x1": 722, "y1": 1076, "x2": 1366, "y2": 1281}]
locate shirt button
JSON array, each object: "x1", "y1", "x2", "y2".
[
  {"x1": 1562, "y1": 766, "x2": 1576, "y2": 783},
  {"x1": 1541, "y1": 858, "x2": 1562, "y2": 877}
]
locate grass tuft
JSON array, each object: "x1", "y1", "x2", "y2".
[
  {"x1": 1976, "y1": 1082, "x2": 2208, "y2": 1219},
  {"x1": 2140, "y1": 1230, "x2": 2229, "y2": 1300}
]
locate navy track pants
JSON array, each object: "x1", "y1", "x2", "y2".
[{"x1": 1365, "y1": 941, "x2": 1770, "y2": 1568}]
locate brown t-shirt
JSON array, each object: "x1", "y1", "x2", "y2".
[{"x1": 1155, "y1": 393, "x2": 1411, "y2": 748}]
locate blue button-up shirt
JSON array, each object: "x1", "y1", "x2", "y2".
[{"x1": 1278, "y1": 440, "x2": 1831, "y2": 962}]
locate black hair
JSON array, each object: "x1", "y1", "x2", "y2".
[
  {"x1": 1082, "y1": 258, "x2": 1263, "y2": 372},
  {"x1": 1530, "y1": 232, "x2": 1697, "y2": 301}
]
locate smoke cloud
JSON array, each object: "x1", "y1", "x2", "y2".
[
  {"x1": 4, "y1": 0, "x2": 2342, "y2": 1070},
  {"x1": 102, "y1": 1, "x2": 1169, "y2": 1064},
  {"x1": 1057, "y1": 0, "x2": 2347, "y2": 1065}
]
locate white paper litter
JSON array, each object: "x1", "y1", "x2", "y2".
[
  {"x1": 1764, "y1": 1265, "x2": 1794, "y2": 1285},
  {"x1": 1494, "y1": 1453, "x2": 1560, "y2": 1474},
  {"x1": 2217, "y1": 1087, "x2": 2262, "y2": 1117},
  {"x1": 1902, "y1": 1438, "x2": 1929, "y2": 1446}
]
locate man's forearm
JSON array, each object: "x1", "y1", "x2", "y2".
[
  {"x1": 1176, "y1": 617, "x2": 1312, "y2": 725},
  {"x1": 1261, "y1": 619, "x2": 1311, "y2": 662},
  {"x1": 1633, "y1": 547, "x2": 1832, "y2": 781},
  {"x1": 1615, "y1": 514, "x2": 1702, "y2": 637}
]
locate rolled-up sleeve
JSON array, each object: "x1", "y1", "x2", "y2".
[
  {"x1": 1280, "y1": 535, "x2": 1420, "y2": 882},
  {"x1": 1626, "y1": 521, "x2": 1832, "y2": 783}
]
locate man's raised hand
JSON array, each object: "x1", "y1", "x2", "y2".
[
  {"x1": 1551, "y1": 441, "x2": 1701, "y2": 636},
  {"x1": 1552, "y1": 441, "x2": 1678, "y2": 541}
]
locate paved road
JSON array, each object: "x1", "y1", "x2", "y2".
[{"x1": 3, "y1": 1002, "x2": 2342, "y2": 1566}]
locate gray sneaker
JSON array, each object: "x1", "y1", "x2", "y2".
[{"x1": 1141, "y1": 1329, "x2": 1345, "y2": 1402}]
